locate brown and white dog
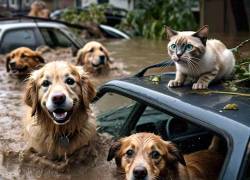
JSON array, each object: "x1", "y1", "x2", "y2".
[
  {"x1": 108, "y1": 133, "x2": 223, "y2": 180},
  {"x1": 6, "y1": 47, "x2": 45, "y2": 76},
  {"x1": 76, "y1": 41, "x2": 111, "y2": 75},
  {"x1": 23, "y1": 61, "x2": 96, "y2": 161}
]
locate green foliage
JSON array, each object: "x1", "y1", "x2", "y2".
[
  {"x1": 234, "y1": 58, "x2": 250, "y2": 81},
  {"x1": 119, "y1": 0, "x2": 198, "y2": 40},
  {"x1": 61, "y1": 3, "x2": 108, "y2": 25},
  {"x1": 231, "y1": 40, "x2": 250, "y2": 87}
]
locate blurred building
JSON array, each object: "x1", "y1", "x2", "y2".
[
  {"x1": 200, "y1": 0, "x2": 250, "y2": 33},
  {"x1": 80, "y1": 0, "x2": 134, "y2": 10},
  {"x1": 0, "y1": 0, "x2": 77, "y2": 10},
  {"x1": 0, "y1": 0, "x2": 31, "y2": 10},
  {"x1": 0, "y1": 0, "x2": 134, "y2": 10}
]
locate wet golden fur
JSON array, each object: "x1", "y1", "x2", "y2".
[
  {"x1": 76, "y1": 41, "x2": 111, "y2": 75},
  {"x1": 108, "y1": 133, "x2": 223, "y2": 180},
  {"x1": 6, "y1": 47, "x2": 45, "y2": 76},
  {"x1": 28, "y1": 0, "x2": 50, "y2": 18},
  {"x1": 23, "y1": 61, "x2": 96, "y2": 160}
]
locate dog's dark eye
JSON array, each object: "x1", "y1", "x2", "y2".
[
  {"x1": 126, "y1": 149, "x2": 134, "y2": 158},
  {"x1": 89, "y1": 48, "x2": 94, "y2": 52},
  {"x1": 151, "y1": 151, "x2": 161, "y2": 159},
  {"x1": 100, "y1": 47, "x2": 103, "y2": 51},
  {"x1": 21, "y1": 54, "x2": 26, "y2": 58},
  {"x1": 65, "y1": 77, "x2": 75, "y2": 85},
  {"x1": 41, "y1": 80, "x2": 51, "y2": 87}
]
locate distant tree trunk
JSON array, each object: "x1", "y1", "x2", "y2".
[{"x1": 231, "y1": 0, "x2": 249, "y2": 31}]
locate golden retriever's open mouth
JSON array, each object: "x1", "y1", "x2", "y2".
[
  {"x1": 91, "y1": 62, "x2": 105, "y2": 69},
  {"x1": 11, "y1": 66, "x2": 29, "y2": 74},
  {"x1": 49, "y1": 108, "x2": 73, "y2": 125}
]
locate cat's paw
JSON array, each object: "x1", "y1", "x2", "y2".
[
  {"x1": 168, "y1": 80, "x2": 183, "y2": 87},
  {"x1": 192, "y1": 82, "x2": 208, "y2": 89}
]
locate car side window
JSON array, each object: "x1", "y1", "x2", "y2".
[
  {"x1": 134, "y1": 106, "x2": 227, "y2": 154},
  {"x1": 94, "y1": 93, "x2": 136, "y2": 137},
  {"x1": 132, "y1": 106, "x2": 173, "y2": 137},
  {"x1": 40, "y1": 28, "x2": 72, "y2": 48},
  {"x1": 1, "y1": 28, "x2": 37, "y2": 53}
]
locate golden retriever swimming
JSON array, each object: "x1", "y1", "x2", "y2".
[
  {"x1": 108, "y1": 133, "x2": 224, "y2": 180},
  {"x1": 6, "y1": 47, "x2": 45, "y2": 76},
  {"x1": 76, "y1": 41, "x2": 111, "y2": 75},
  {"x1": 23, "y1": 61, "x2": 96, "y2": 161}
]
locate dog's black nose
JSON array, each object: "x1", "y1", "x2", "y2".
[
  {"x1": 133, "y1": 166, "x2": 147, "y2": 179},
  {"x1": 99, "y1": 55, "x2": 106, "y2": 65},
  {"x1": 52, "y1": 93, "x2": 66, "y2": 105},
  {"x1": 9, "y1": 61, "x2": 16, "y2": 68}
]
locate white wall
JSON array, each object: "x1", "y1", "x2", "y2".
[
  {"x1": 81, "y1": 0, "x2": 134, "y2": 10},
  {"x1": 81, "y1": 0, "x2": 96, "y2": 7},
  {"x1": 109, "y1": 0, "x2": 134, "y2": 10}
]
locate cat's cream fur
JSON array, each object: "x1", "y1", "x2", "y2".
[{"x1": 166, "y1": 25, "x2": 235, "y2": 89}]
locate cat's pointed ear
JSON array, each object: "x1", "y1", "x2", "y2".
[
  {"x1": 193, "y1": 25, "x2": 209, "y2": 45},
  {"x1": 165, "y1": 26, "x2": 178, "y2": 39}
]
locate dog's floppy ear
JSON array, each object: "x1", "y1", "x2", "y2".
[
  {"x1": 35, "y1": 53, "x2": 45, "y2": 63},
  {"x1": 102, "y1": 46, "x2": 111, "y2": 62},
  {"x1": 77, "y1": 66, "x2": 96, "y2": 105},
  {"x1": 165, "y1": 141, "x2": 186, "y2": 166},
  {"x1": 24, "y1": 77, "x2": 39, "y2": 116},
  {"x1": 6, "y1": 54, "x2": 11, "y2": 72},
  {"x1": 82, "y1": 75, "x2": 96, "y2": 102},
  {"x1": 76, "y1": 49, "x2": 87, "y2": 65},
  {"x1": 107, "y1": 141, "x2": 121, "y2": 161}
]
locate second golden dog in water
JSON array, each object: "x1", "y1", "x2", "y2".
[{"x1": 76, "y1": 41, "x2": 112, "y2": 75}]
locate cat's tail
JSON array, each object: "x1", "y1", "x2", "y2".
[{"x1": 230, "y1": 39, "x2": 250, "y2": 53}]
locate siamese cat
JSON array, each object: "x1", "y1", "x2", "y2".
[{"x1": 166, "y1": 25, "x2": 235, "y2": 89}]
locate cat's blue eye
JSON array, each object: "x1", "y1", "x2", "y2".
[
  {"x1": 186, "y1": 44, "x2": 193, "y2": 51},
  {"x1": 170, "y1": 44, "x2": 176, "y2": 50}
]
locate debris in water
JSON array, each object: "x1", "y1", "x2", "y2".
[
  {"x1": 223, "y1": 103, "x2": 239, "y2": 110},
  {"x1": 149, "y1": 75, "x2": 161, "y2": 84}
]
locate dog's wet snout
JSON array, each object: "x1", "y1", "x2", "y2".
[
  {"x1": 52, "y1": 93, "x2": 66, "y2": 105},
  {"x1": 9, "y1": 61, "x2": 16, "y2": 68},
  {"x1": 133, "y1": 166, "x2": 148, "y2": 179},
  {"x1": 99, "y1": 55, "x2": 106, "y2": 65}
]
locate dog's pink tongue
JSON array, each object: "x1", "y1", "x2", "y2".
[{"x1": 53, "y1": 112, "x2": 67, "y2": 120}]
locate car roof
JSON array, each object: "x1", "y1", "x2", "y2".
[
  {"x1": 0, "y1": 18, "x2": 67, "y2": 30},
  {"x1": 96, "y1": 64, "x2": 250, "y2": 136}
]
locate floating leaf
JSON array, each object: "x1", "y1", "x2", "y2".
[
  {"x1": 223, "y1": 103, "x2": 239, "y2": 110},
  {"x1": 149, "y1": 75, "x2": 161, "y2": 84}
]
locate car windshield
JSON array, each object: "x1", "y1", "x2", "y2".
[{"x1": 94, "y1": 93, "x2": 136, "y2": 137}]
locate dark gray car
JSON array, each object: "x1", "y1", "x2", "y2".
[{"x1": 94, "y1": 62, "x2": 250, "y2": 180}]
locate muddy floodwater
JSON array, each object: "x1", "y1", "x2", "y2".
[{"x1": 0, "y1": 35, "x2": 250, "y2": 179}]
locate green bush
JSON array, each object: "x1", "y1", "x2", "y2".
[
  {"x1": 61, "y1": 3, "x2": 108, "y2": 25},
  {"x1": 119, "y1": 0, "x2": 198, "y2": 39}
]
